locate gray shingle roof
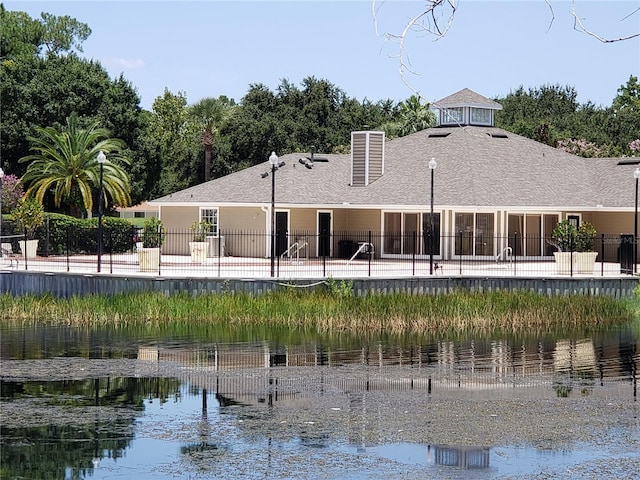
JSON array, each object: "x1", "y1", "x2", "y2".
[
  {"x1": 434, "y1": 88, "x2": 503, "y2": 110},
  {"x1": 151, "y1": 126, "x2": 635, "y2": 211}
]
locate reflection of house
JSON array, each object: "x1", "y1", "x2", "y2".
[
  {"x1": 428, "y1": 445, "x2": 490, "y2": 469},
  {"x1": 151, "y1": 88, "x2": 638, "y2": 262}
]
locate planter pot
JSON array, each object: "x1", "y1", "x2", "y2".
[
  {"x1": 553, "y1": 251, "x2": 575, "y2": 275},
  {"x1": 189, "y1": 241, "x2": 209, "y2": 263},
  {"x1": 19, "y1": 239, "x2": 39, "y2": 259},
  {"x1": 138, "y1": 247, "x2": 160, "y2": 272},
  {"x1": 575, "y1": 251, "x2": 598, "y2": 274}
]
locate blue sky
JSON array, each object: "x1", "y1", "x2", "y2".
[{"x1": 6, "y1": 1, "x2": 639, "y2": 110}]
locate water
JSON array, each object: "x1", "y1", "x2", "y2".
[{"x1": 1, "y1": 323, "x2": 638, "y2": 479}]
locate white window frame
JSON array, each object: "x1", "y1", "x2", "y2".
[
  {"x1": 199, "y1": 207, "x2": 219, "y2": 237},
  {"x1": 470, "y1": 107, "x2": 492, "y2": 125}
]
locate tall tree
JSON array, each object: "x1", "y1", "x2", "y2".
[
  {"x1": 188, "y1": 96, "x2": 236, "y2": 182},
  {"x1": 19, "y1": 113, "x2": 131, "y2": 217}
]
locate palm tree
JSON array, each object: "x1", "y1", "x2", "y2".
[
  {"x1": 19, "y1": 113, "x2": 131, "y2": 217},
  {"x1": 397, "y1": 95, "x2": 437, "y2": 136},
  {"x1": 189, "y1": 96, "x2": 235, "y2": 182}
]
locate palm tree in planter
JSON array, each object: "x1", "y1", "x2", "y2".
[
  {"x1": 551, "y1": 220, "x2": 577, "y2": 274},
  {"x1": 189, "y1": 220, "x2": 211, "y2": 263},
  {"x1": 575, "y1": 221, "x2": 598, "y2": 274},
  {"x1": 11, "y1": 197, "x2": 45, "y2": 258},
  {"x1": 139, "y1": 217, "x2": 165, "y2": 272}
]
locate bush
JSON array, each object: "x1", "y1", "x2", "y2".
[
  {"x1": 576, "y1": 221, "x2": 597, "y2": 252},
  {"x1": 551, "y1": 220, "x2": 577, "y2": 252},
  {"x1": 142, "y1": 217, "x2": 165, "y2": 248}
]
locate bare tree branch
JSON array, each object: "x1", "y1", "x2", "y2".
[
  {"x1": 374, "y1": 0, "x2": 639, "y2": 99},
  {"x1": 373, "y1": 0, "x2": 457, "y2": 99},
  {"x1": 571, "y1": 1, "x2": 640, "y2": 43}
]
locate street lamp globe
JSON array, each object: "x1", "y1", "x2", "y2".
[
  {"x1": 269, "y1": 151, "x2": 278, "y2": 167},
  {"x1": 429, "y1": 157, "x2": 437, "y2": 170}
]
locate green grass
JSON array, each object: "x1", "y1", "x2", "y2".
[{"x1": 0, "y1": 289, "x2": 636, "y2": 336}]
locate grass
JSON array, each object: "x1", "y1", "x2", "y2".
[{"x1": 0, "y1": 288, "x2": 636, "y2": 336}]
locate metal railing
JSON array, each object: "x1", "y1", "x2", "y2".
[{"x1": 1, "y1": 228, "x2": 637, "y2": 278}]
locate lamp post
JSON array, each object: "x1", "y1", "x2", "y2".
[
  {"x1": 0, "y1": 167, "x2": 4, "y2": 259},
  {"x1": 634, "y1": 167, "x2": 640, "y2": 274},
  {"x1": 429, "y1": 157, "x2": 437, "y2": 274},
  {"x1": 97, "y1": 151, "x2": 106, "y2": 272},
  {"x1": 269, "y1": 151, "x2": 279, "y2": 277}
]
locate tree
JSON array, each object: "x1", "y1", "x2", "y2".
[
  {"x1": 188, "y1": 96, "x2": 236, "y2": 182},
  {"x1": 0, "y1": 174, "x2": 24, "y2": 214},
  {"x1": 396, "y1": 95, "x2": 436, "y2": 136},
  {"x1": 19, "y1": 113, "x2": 131, "y2": 217}
]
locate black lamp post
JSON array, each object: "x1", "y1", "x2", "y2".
[
  {"x1": 429, "y1": 157, "x2": 437, "y2": 274},
  {"x1": 0, "y1": 167, "x2": 4, "y2": 259},
  {"x1": 97, "y1": 151, "x2": 106, "y2": 272},
  {"x1": 269, "y1": 151, "x2": 279, "y2": 277},
  {"x1": 634, "y1": 167, "x2": 640, "y2": 274}
]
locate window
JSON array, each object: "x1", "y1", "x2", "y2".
[
  {"x1": 454, "y1": 212, "x2": 494, "y2": 256},
  {"x1": 134, "y1": 212, "x2": 145, "y2": 218},
  {"x1": 442, "y1": 107, "x2": 463, "y2": 124},
  {"x1": 471, "y1": 108, "x2": 492, "y2": 125},
  {"x1": 200, "y1": 208, "x2": 219, "y2": 237}
]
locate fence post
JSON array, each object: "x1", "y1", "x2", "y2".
[
  {"x1": 66, "y1": 227, "x2": 70, "y2": 272},
  {"x1": 217, "y1": 230, "x2": 222, "y2": 277},
  {"x1": 322, "y1": 230, "x2": 326, "y2": 277},
  {"x1": 22, "y1": 228, "x2": 28, "y2": 271},
  {"x1": 458, "y1": 231, "x2": 462, "y2": 275},
  {"x1": 109, "y1": 229, "x2": 113, "y2": 274},
  {"x1": 600, "y1": 233, "x2": 605, "y2": 277},
  {"x1": 412, "y1": 231, "x2": 416, "y2": 276},
  {"x1": 368, "y1": 230, "x2": 372, "y2": 277},
  {"x1": 513, "y1": 232, "x2": 517, "y2": 276}
]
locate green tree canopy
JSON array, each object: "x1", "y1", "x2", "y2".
[{"x1": 19, "y1": 113, "x2": 131, "y2": 217}]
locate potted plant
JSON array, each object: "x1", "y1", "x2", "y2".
[
  {"x1": 575, "y1": 221, "x2": 598, "y2": 274},
  {"x1": 11, "y1": 197, "x2": 45, "y2": 259},
  {"x1": 138, "y1": 217, "x2": 165, "y2": 272},
  {"x1": 189, "y1": 220, "x2": 210, "y2": 263},
  {"x1": 551, "y1": 220, "x2": 577, "y2": 274}
]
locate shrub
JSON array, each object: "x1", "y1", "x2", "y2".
[
  {"x1": 191, "y1": 220, "x2": 211, "y2": 242},
  {"x1": 11, "y1": 198, "x2": 45, "y2": 239},
  {"x1": 142, "y1": 217, "x2": 165, "y2": 248},
  {"x1": 551, "y1": 220, "x2": 577, "y2": 252},
  {"x1": 576, "y1": 221, "x2": 597, "y2": 252}
]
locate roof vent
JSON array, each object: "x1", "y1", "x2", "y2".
[
  {"x1": 428, "y1": 132, "x2": 451, "y2": 138},
  {"x1": 488, "y1": 132, "x2": 508, "y2": 138},
  {"x1": 351, "y1": 131, "x2": 385, "y2": 186}
]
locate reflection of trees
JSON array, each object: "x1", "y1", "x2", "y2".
[{"x1": 1, "y1": 376, "x2": 179, "y2": 480}]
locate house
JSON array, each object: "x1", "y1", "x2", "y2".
[
  {"x1": 150, "y1": 88, "x2": 638, "y2": 262},
  {"x1": 116, "y1": 201, "x2": 159, "y2": 220}
]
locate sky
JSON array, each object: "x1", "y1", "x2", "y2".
[{"x1": 5, "y1": 1, "x2": 640, "y2": 110}]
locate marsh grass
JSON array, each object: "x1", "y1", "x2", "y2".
[{"x1": 0, "y1": 289, "x2": 635, "y2": 336}]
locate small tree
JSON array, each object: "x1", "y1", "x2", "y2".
[
  {"x1": 142, "y1": 217, "x2": 165, "y2": 248},
  {"x1": 576, "y1": 221, "x2": 597, "y2": 252},
  {"x1": 11, "y1": 197, "x2": 45, "y2": 239},
  {"x1": 551, "y1": 220, "x2": 577, "y2": 252},
  {"x1": 190, "y1": 220, "x2": 211, "y2": 242},
  {"x1": 0, "y1": 174, "x2": 24, "y2": 214}
]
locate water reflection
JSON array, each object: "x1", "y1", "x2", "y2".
[{"x1": 0, "y1": 322, "x2": 638, "y2": 479}]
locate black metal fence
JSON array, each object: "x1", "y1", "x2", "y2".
[{"x1": 1, "y1": 228, "x2": 638, "y2": 278}]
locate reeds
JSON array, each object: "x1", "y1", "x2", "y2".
[{"x1": 0, "y1": 289, "x2": 635, "y2": 336}]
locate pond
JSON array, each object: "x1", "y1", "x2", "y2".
[{"x1": 1, "y1": 321, "x2": 638, "y2": 479}]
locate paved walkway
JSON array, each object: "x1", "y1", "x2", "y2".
[{"x1": 0, "y1": 253, "x2": 631, "y2": 279}]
